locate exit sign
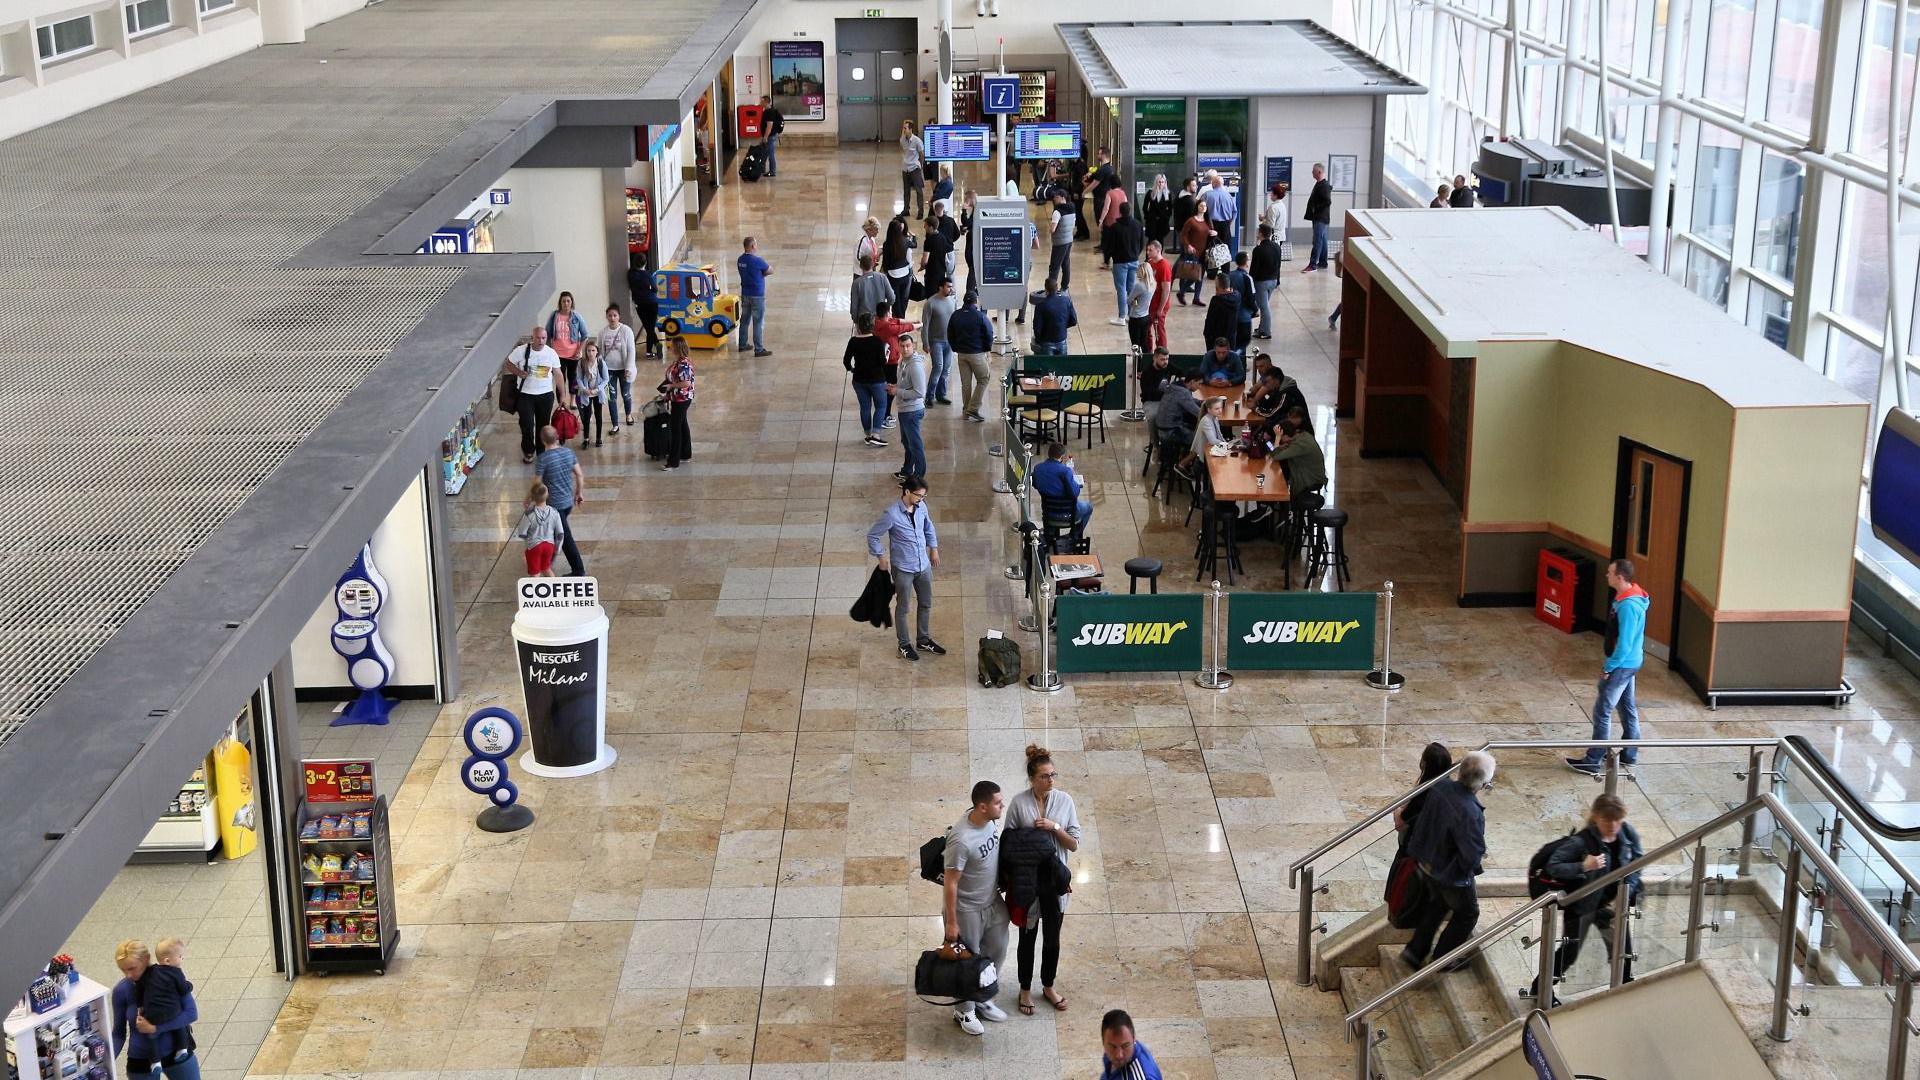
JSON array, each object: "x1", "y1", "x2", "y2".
[{"x1": 862, "y1": 8, "x2": 884, "y2": 16}]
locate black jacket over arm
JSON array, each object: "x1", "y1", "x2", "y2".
[
  {"x1": 849, "y1": 566, "x2": 894, "y2": 627},
  {"x1": 999, "y1": 826, "x2": 1068, "y2": 910}
]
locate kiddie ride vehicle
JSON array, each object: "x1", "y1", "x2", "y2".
[{"x1": 654, "y1": 263, "x2": 739, "y2": 349}]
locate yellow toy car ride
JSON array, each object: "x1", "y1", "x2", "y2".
[{"x1": 654, "y1": 263, "x2": 740, "y2": 349}]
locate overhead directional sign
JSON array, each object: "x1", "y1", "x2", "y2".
[{"x1": 982, "y1": 75, "x2": 1021, "y2": 115}]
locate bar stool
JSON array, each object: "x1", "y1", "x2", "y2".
[
  {"x1": 1124, "y1": 557, "x2": 1164, "y2": 594},
  {"x1": 1303, "y1": 506, "x2": 1352, "y2": 591},
  {"x1": 1063, "y1": 400, "x2": 1106, "y2": 448},
  {"x1": 1196, "y1": 502, "x2": 1242, "y2": 585}
]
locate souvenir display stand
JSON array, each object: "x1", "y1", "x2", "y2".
[{"x1": 4, "y1": 975, "x2": 117, "y2": 1080}]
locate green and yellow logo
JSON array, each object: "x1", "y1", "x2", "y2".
[
  {"x1": 1058, "y1": 373, "x2": 1117, "y2": 393},
  {"x1": 1070, "y1": 620, "x2": 1189, "y2": 646},
  {"x1": 1241, "y1": 620, "x2": 1361, "y2": 644}
]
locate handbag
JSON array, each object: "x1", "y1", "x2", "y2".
[
  {"x1": 551, "y1": 406, "x2": 581, "y2": 441},
  {"x1": 641, "y1": 396, "x2": 668, "y2": 419},
  {"x1": 498, "y1": 374, "x2": 520, "y2": 413},
  {"x1": 1205, "y1": 243, "x2": 1231, "y2": 272},
  {"x1": 1385, "y1": 850, "x2": 1428, "y2": 929},
  {"x1": 1175, "y1": 257, "x2": 1205, "y2": 282}
]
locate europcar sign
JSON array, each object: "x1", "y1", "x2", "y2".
[
  {"x1": 1056, "y1": 593, "x2": 1204, "y2": 673},
  {"x1": 1226, "y1": 592, "x2": 1377, "y2": 671}
]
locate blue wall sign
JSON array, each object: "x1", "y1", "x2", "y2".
[
  {"x1": 982, "y1": 76, "x2": 1021, "y2": 115},
  {"x1": 488, "y1": 188, "x2": 511, "y2": 206}
]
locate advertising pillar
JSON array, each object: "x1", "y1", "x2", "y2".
[{"x1": 511, "y1": 577, "x2": 617, "y2": 777}]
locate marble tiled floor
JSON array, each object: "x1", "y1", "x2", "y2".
[{"x1": 237, "y1": 143, "x2": 1920, "y2": 1080}]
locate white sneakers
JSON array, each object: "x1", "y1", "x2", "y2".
[{"x1": 953, "y1": 999, "x2": 1008, "y2": 1035}]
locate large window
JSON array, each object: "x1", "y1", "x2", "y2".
[
  {"x1": 1702, "y1": 0, "x2": 1756, "y2": 107},
  {"x1": 35, "y1": 14, "x2": 95, "y2": 62},
  {"x1": 198, "y1": 0, "x2": 236, "y2": 11},
  {"x1": 1685, "y1": 245, "x2": 1732, "y2": 309},
  {"x1": 1836, "y1": 181, "x2": 1891, "y2": 330},
  {"x1": 1690, "y1": 128, "x2": 1741, "y2": 253},
  {"x1": 1852, "y1": 1, "x2": 1920, "y2": 156},
  {"x1": 125, "y1": 0, "x2": 171, "y2": 37},
  {"x1": 1767, "y1": 0, "x2": 1824, "y2": 133},
  {"x1": 1753, "y1": 151, "x2": 1804, "y2": 280}
]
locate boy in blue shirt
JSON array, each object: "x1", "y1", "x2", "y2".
[
  {"x1": 736, "y1": 236, "x2": 772, "y2": 357},
  {"x1": 1570, "y1": 559, "x2": 1650, "y2": 774}
]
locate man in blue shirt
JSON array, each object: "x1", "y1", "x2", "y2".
[
  {"x1": 866, "y1": 476, "x2": 944, "y2": 662},
  {"x1": 1099, "y1": 1010, "x2": 1163, "y2": 1080},
  {"x1": 1200, "y1": 170, "x2": 1239, "y2": 253},
  {"x1": 1031, "y1": 441, "x2": 1091, "y2": 536},
  {"x1": 1569, "y1": 559, "x2": 1651, "y2": 774},
  {"x1": 736, "y1": 236, "x2": 772, "y2": 357},
  {"x1": 1031, "y1": 277, "x2": 1077, "y2": 355},
  {"x1": 536, "y1": 425, "x2": 587, "y2": 577}
]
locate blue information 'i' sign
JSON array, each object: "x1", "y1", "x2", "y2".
[{"x1": 982, "y1": 76, "x2": 1021, "y2": 116}]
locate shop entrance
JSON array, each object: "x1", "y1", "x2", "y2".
[{"x1": 1612, "y1": 441, "x2": 1691, "y2": 658}]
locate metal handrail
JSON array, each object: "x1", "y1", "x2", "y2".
[
  {"x1": 1775, "y1": 738, "x2": 1920, "y2": 902},
  {"x1": 1343, "y1": 789, "x2": 1920, "y2": 1028},
  {"x1": 1287, "y1": 738, "x2": 1778, "y2": 887}
]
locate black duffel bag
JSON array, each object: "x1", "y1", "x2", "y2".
[{"x1": 914, "y1": 941, "x2": 998, "y2": 1006}]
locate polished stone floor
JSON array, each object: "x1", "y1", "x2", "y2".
[{"x1": 237, "y1": 144, "x2": 1920, "y2": 1080}]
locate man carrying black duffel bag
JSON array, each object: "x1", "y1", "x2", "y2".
[{"x1": 942, "y1": 780, "x2": 1010, "y2": 1035}]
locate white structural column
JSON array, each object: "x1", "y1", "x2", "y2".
[
  {"x1": 1887, "y1": 0, "x2": 1912, "y2": 412},
  {"x1": 1593, "y1": 0, "x2": 1623, "y2": 240},
  {"x1": 1645, "y1": 0, "x2": 1690, "y2": 272}
]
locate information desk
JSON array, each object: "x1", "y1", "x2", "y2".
[{"x1": 1206, "y1": 448, "x2": 1291, "y2": 502}]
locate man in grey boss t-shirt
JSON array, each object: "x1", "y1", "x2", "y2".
[{"x1": 944, "y1": 779, "x2": 1010, "y2": 1035}]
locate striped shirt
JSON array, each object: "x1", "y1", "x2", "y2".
[{"x1": 1100, "y1": 1043, "x2": 1163, "y2": 1080}]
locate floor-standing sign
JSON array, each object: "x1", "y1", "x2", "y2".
[
  {"x1": 461, "y1": 707, "x2": 533, "y2": 832},
  {"x1": 329, "y1": 544, "x2": 394, "y2": 727},
  {"x1": 512, "y1": 577, "x2": 617, "y2": 777},
  {"x1": 971, "y1": 196, "x2": 1031, "y2": 315}
]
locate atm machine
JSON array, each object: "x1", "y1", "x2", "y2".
[{"x1": 1197, "y1": 153, "x2": 1245, "y2": 250}]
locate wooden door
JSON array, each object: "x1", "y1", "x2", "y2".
[{"x1": 1622, "y1": 448, "x2": 1685, "y2": 652}]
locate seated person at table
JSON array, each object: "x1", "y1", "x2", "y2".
[
  {"x1": 1271, "y1": 365, "x2": 1310, "y2": 426},
  {"x1": 1155, "y1": 371, "x2": 1204, "y2": 448},
  {"x1": 1200, "y1": 337, "x2": 1243, "y2": 386},
  {"x1": 1176, "y1": 395, "x2": 1230, "y2": 476},
  {"x1": 1031, "y1": 441, "x2": 1092, "y2": 536},
  {"x1": 1269, "y1": 406, "x2": 1327, "y2": 495},
  {"x1": 1250, "y1": 351, "x2": 1274, "y2": 387},
  {"x1": 1139, "y1": 347, "x2": 1174, "y2": 420}
]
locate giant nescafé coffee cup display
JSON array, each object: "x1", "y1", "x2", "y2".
[{"x1": 511, "y1": 578, "x2": 617, "y2": 777}]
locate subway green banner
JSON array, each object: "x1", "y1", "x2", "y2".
[
  {"x1": 1226, "y1": 591, "x2": 1377, "y2": 671},
  {"x1": 1023, "y1": 353, "x2": 1128, "y2": 409},
  {"x1": 1056, "y1": 593, "x2": 1205, "y2": 673}
]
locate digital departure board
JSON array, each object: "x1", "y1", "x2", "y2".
[
  {"x1": 923, "y1": 124, "x2": 991, "y2": 161},
  {"x1": 1012, "y1": 122, "x2": 1082, "y2": 160}
]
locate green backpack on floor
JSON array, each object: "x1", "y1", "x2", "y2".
[{"x1": 977, "y1": 636, "x2": 1022, "y2": 688}]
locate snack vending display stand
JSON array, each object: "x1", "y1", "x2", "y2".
[
  {"x1": 294, "y1": 760, "x2": 397, "y2": 974},
  {"x1": 5, "y1": 976, "x2": 118, "y2": 1080}
]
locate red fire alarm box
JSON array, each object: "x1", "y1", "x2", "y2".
[
  {"x1": 736, "y1": 104, "x2": 764, "y2": 140},
  {"x1": 1535, "y1": 547, "x2": 1594, "y2": 634}
]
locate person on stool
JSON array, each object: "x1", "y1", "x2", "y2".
[
  {"x1": 1569, "y1": 559, "x2": 1649, "y2": 774},
  {"x1": 1032, "y1": 442, "x2": 1091, "y2": 537}
]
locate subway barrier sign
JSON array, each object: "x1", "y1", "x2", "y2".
[
  {"x1": 1056, "y1": 593, "x2": 1205, "y2": 673},
  {"x1": 1226, "y1": 591, "x2": 1377, "y2": 671},
  {"x1": 1023, "y1": 353, "x2": 1128, "y2": 409}
]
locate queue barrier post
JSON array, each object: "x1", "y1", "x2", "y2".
[
  {"x1": 1019, "y1": 525, "x2": 1045, "y2": 634},
  {"x1": 989, "y1": 370, "x2": 1007, "y2": 460},
  {"x1": 1027, "y1": 573, "x2": 1063, "y2": 694},
  {"x1": 1120, "y1": 343, "x2": 1146, "y2": 423},
  {"x1": 1365, "y1": 579, "x2": 1407, "y2": 692},
  {"x1": 1006, "y1": 467, "x2": 1034, "y2": 581},
  {"x1": 1195, "y1": 579, "x2": 1234, "y2": 690}
]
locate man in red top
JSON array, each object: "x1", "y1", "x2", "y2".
[
  {"x1": 1144, "y1": 240, "x2": 1174, "y2": 351},
  {"x1": 873, "y1": 312, "x2": 917, "y2": 429}
]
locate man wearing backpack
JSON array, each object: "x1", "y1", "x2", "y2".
[
  {"x1": 1527, "y1": 794, "x2": 1643, "y2": 1005},
  {"x1": 759, "y1": 95, "x2": 784, "y2": 178},
  {"x1": 1400, "y1": 750, "x2": 1494, "y2": 972},
  {"x1": 943, "y1": 780, "x2": 1010, "y2": 1036},
  {"x1": 1568, "y1": 559, "x2": 1651, "y2": 775}
]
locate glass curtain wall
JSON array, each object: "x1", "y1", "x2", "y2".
[{"x1": 1333, "y1": 0, "x2": 1919, "y2": 442}]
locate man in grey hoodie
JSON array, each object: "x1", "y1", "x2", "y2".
[
  {"x1": 851, "y1": 254, "x2": 894, "y2": 322},
  {"x1": 892, "y1": 333, "x2": 930, "y2": 482}
]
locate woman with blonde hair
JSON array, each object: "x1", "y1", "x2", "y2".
[
  {"x1": 111, "y1": 939, "x2": 201, "y2": 1080},
  {"x1": 855, "y1": 216, "x2": 883, "y2": 274},
  {"x1": 1003, "y1": 744, "x2": 1081, "y2": 1015}
]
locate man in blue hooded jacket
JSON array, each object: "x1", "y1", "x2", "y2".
[{"x1": 1569, "y1": 559, "x2": 1650, "y2": 774}]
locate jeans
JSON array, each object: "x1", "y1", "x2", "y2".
[
  {"x1": 1048, "y1": 242, "x2": 1073, "y2": 289},
  {"x1": 577, "y1": 397, "x2": 604, "y2": 442},
  {"x1": 928, "y1": 341, "x2": 954, "y2": 401},
  {"x1": 130, "y1": 1052, "x2": 201, "y2": 1080},
  {"x1": 1111, "y1": 260, "x2": 1138, "y2": 320},
  {"x1": 609, "y1": 369, "x2": 633, "y2": 425},
  {"x1": 764, "y1": 133, "x2": 777, "y2": 176},
  {"x1": 1017, "y1": 899, "x2": 1064, "y2": 990},
  {"x1": 854, "y1": 380, "x2": 888, "y2": 436},
  {"x1": 555, "y1": 505, "x2": 586, "y2": 576},
  {"x1": 889, "y1": 273, "x2": 912, "y2": 319},
  {"x1": 892, "y1": 565, "x2": 933, "y2": 646},
  {"x1": 666, "y1": 398, "x2": 692, "y2": 466},
  {"x1": 517, "y1": 390, "x2": 555, "y2": 457},
  {"x1": 1407, "y1": 877, "x2": 1479, "y2": 965},
  {"x1": 1128, "y1": 316, "x2": 1152, "y2": 357},
  {"x1": 1310, "y1": 220, "x2": 1329, "y2": 268},
  {"x1": 958, "y1": 351, "x2": 992, "y2": 414},
  {"x1": 1254, "y1": 277, "x2": 1278, "y2": 335},
  {"x1": 1581, "y1": 667, "x2": 1642, "y2": 765},
  {"x1": 1236, "y1": 319, "x2": 1253, "y2": 351},
  {"x1": 899, "y1": 409, "x2": 926, "y2": 478},
  {"x1": 902, "y1": 169, "x2": 925, "y2": 216},
  {"x1": 1031, "y1": 339, "x2": 1067, "y2": 356},
  {"x1": 737, "y1": 295, "x2": 765, "y2": 351},
  {"x1": 1072, "y1": 498, "x2": 1092, "y2": 535},
  {"x1": 1175, "y1": 255, "x2": 1203, "y2": 302}
]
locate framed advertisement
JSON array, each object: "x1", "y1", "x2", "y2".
[
  {"x1": 1133, "y1": 98, "x2": 1185, "y2": 165},
  {"x1": 770, "y1": 41, "x2": 826, "y2": 122}
]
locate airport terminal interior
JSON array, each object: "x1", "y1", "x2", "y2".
[{"x1": 6, "y1": 0, "x2": 1920, "y2": 1078}]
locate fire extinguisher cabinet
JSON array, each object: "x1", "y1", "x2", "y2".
[{"x1": 1535, "y1": 547, "x2": 1596, "y2": 634}]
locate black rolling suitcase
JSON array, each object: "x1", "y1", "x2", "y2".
[
  {"x1": 643, "y1": 412, "x2": 671, "y2": 459},
  {"x1": 739, "y1": 144, "x2": 767, "y2": 183}
]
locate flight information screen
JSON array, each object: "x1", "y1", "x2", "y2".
[
  {"x1": 1012, "y1": 122, "x2": 1082, "y2": 160},
  {"x1": 923, "y1": 124, "x2": 991, "y2": 161}
]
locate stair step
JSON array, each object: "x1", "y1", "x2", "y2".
[
  {"x1": 1341, "y1": 965, "x2": 1424, "y2": 1079},
  {"x1": 1377, "y1": 945, "x2": 1465, "y2": 1070},
  {"x1": 1433, "y1": 952, "x2": 1515, "y2": 1046}
]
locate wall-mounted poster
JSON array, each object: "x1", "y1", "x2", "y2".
[{"x1": 770, "y1": 41, "x2": 826, "y2": 122}]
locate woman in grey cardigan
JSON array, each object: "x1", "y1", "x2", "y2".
[{"x1": 1004, "y1": 744, "x2": 1080, "y2": 1014}]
